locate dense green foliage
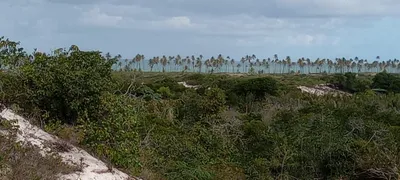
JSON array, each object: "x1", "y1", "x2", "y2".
[
  {"x1": 22, "y1": 48, "x2": 115, "y2": 124},
  {"x1": 372, "y1": 71, "x2": 400, "y2": 93},
  {"x1": 1, "y1": 37, "x2": 400, "y2": 179},
  {"x1": 328, "y1": 73, "x2": 371, "y2": 93}
]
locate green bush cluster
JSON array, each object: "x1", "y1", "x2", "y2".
[
  {"x1": 328, "y1": 72, "x2": 371, "y2": 93},
  {"x1": 328, "y1": 71, "x2": 400, "y2": 94},
  {"x1": 1, "y1": 37, "x2": 400, "y2": 179},
  {"x1": 0, "y1": 39, "x2": 141, "y2": 173},
  {"x1": 372, "y1": 71, "x2": 400, "y2": 93}
]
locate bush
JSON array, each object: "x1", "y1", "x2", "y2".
[
  {"x1": 19, "y1": 47, "x2": 116, "y2": 124},
  {"x1": 0, "y1": 72, "x2": 30, "y2": 107},
  {"x1": 329, "y1": 73, "x2": 371, "y2": 93},
  {"x1": 232, "y1": 77, "x2": 280, "y2": 100},
  {"x1": 176, "y1": 88, "x2": 226, "y2": 124},
  {"x1": 157, "y1": 86, "x2": 173, "y2": 99},
  {"x1": 80, "y1": 93, "x2": 141, "y2": 171},
  {"x1": 147, "y1": 77, "x2": 186, "y2": 97},
  {"x1": 372, "y1": 71, "x2": 400, "y2": 93}
]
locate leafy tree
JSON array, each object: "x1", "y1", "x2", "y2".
[{"x1": 0, "y1": 36, "x2": 28, "y2": 70}]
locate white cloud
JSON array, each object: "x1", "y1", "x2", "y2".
[
  {"x1": 80, "y1": 7, "x2": 123, "y2": 27},
  {"x1": 165, "y1": 16, "x2": 193, "y2": 28},
  {"x1": 6, "y1": 0, "x2": 397, "y2": 59},
  {"x1": 74, "y1": 4, "x2": 344, "y2": 46},
  {"x1": 288, "y1": 34, "x2": 323, "y2": 45}
]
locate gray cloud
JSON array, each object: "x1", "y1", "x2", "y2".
[
  {"x1": 44, "y1": 0, "x2": 400, "y2": 18},
  {"x1": 2, "y1": 0, "x2": 397, "y2": 59}
]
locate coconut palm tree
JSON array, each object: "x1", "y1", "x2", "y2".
[
  {"x1": 175, "y1": 55, "x2": 181, "y2": 71},
  {"x1": 230, "y1": 59, "x2": 235, "y2": 73},
  {"x1": 161, "y1": 56, "x2": 167, "y2": 72},
  {"x1": 148, "y1": 58, "x2": 155, "y2": 71},
  {"x1": 195, "y1": 57, "x2": 202, "y2": 73},
  {"x1": 306, "y1": 58, "x2": 311, "y2": 74},
  {"x1": 285, "y1": 56, "x2": 291, "y2": 73},
  {"x1": 236, "y1": 63, "x2": 241, "y2": 73}
]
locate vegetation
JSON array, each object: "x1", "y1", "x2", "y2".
[
  {"x1": 107, "y1": 49, "x2": 398, "y2": 74},
  {"x1": 1, "y1": 36, "x2": 400, "y2": 179}
]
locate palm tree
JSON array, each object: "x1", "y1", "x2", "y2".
[
  {"x1": 314, "y1": 58, "x2": 320, "y2": 73},
  {"x1": 306, "y1": 58, "x2": 311, "y2": 74},
  {"x1": 186, "y1": 56, "x2": 191, "y2": 72},
  {"x1": 286, "y1": 56, "x2": 291, "y2": 73},
  {"x1": 149, "y1": 58, "x2": 155, "y2": 71},
  {"x1": 327, "y1": 59, "x2": 333, "y2": 74},
  {"x1": 240, "y1": 57, "x2": 246, "y2": 72},
  {"x1": 134, "y1": 54, "x2": 141, "y2": 71},
  {"x1": 154, "y1": 56, "x2": 160, "y2": 72},
  {"x1": 356, "y1": 58, "x2": 363, "y2": 73},
  {"x1": 118, "y1": 61, "x2": 122, "y2": 71},
  {"x1": 230, "y1": 59, "x2": 235, "y2": 73},
  {"x1": 204, "y1": 59, "x2": 211, "y2": 73},
  {"x1": 140, "y1": 54, "x2": 145, "y2": 71},
  {"x1": 161, "y1": 56, "x2": 167, "y2": 72},
  {"x1": 196, "y1": 57, "x2": 202, "y2": 73},
  {"x1": 168, "y1": 56, "x2": 174, "y2": 71},
  {"x1": 282, "y1": 59, "x2": 287, "y2": 73},
  {"x1": 191, "y1": 55, "x2": 195, "y2": 72},
  {"x1": 351, "y1": 61, "x2": 357, "y2": 72},
  {"x1": 236, "y1": 63, "x2": 241, "y2": 73},
  {"x1": 225, "y1": 56, "x2": 230, "y2": 72},
  {"x1": 124, "y1": 58, "x2": 128, "y2": 69},
  {"x1": 297, "y1": 58, "x2": 304, "y2": 74},
  {"x1": 175, "y1": 55, "x2": 181, "y2": 71},
  {"x1": 255, "y1": 59, "x2": 261, "y2": 72}
]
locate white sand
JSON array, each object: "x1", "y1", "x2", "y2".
[
  {"x1": 178, "y1": 81, "x2": 199, "y2": 89},
  {"x1": 0, "y1": 108, "x2": 140, "y2": 180},
  {"x1": 297, "y1": 84, "x2": 351, "y2": 96}
]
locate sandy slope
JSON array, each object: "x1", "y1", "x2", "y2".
[{"x1": 0, "y1": 108, "x2": 139, "y2": 180}]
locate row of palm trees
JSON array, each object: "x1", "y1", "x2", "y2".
[
  {"x1": 0, "y1": 37, "x2": 396, "y2": 74},
  {"x1": 115, "y1": 54, "x2": 399, "y2": 74}
]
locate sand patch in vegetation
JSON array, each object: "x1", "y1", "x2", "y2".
[{"x1": 0, "y1": 108, "x2": 137, "y2": 180}]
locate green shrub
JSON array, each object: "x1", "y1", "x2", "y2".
[
  {"x1": 329, "y1": 72, "x2": 371, "y2": 93},
  {"x1": 232, "y1": 77, "x2": 280, "y2": 100},
  {"x1": 80, "y1": 93, "x2": 141, "y2": 171},
  {"x1": 0, "y1": 72, "x2": 30, "y2": 106},
  {"x1": 157, "y1": 86, "x2": 173, "y2": 99},
  {"x1": 148, "y1": 77, "x2": 186, "y2": 94},
  {"x1": 176, "y1": 88, "x2": 226, "y2": 124},
  {"x1": 20, "y1": 47, "x2": 116, "y2": 124},
  {"x1": 372, "y1": 71, "x2": 400, "y2": 93}
]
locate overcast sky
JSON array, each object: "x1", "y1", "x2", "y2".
[{"x1": 1, "y1": 0, "x2": 400, "y2": 60}]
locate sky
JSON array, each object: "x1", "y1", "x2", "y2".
[{"x1": 1, "y1": 0, "x2": 400, "y2": 61}]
